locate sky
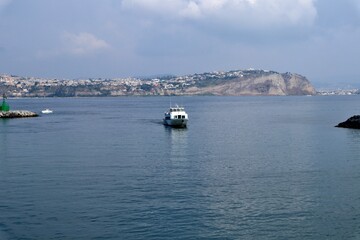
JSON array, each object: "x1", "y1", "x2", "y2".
[{"x1": 0, "y1": 0, "x2": 360, "y2": 87}]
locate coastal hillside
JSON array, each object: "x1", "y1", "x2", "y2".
[
  {"x1": 178, "y1": 70, "x2": 316, "y2": 96},
  {"x1": 0, "y1": 69, "x2": 316, "y2": 97}
]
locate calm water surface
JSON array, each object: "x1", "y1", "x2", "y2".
[{"x1": 1, "y1": 96, "x2": 360, "y2": 239}]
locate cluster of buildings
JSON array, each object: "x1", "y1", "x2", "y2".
[
  {"x1": 0, "y1": 71, "x2": 253, "y2": 97},
  {"x1": 0, "y1": 74, "x2": 167, "y2": 97},
  {"x1": 316, "y1": 88, "x2": 360, "y2": 96}
]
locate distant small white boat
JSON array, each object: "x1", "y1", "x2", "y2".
[{"x1": 41, "y1": 109, "x2": 53, "y2": 114}]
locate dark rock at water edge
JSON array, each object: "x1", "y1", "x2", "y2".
[
  {"x1": 336, "y1": 115, "x2": 360, "y2": 129},
  {"x1": 0, "y1": 110, "x2": 39, "y2": 118}
]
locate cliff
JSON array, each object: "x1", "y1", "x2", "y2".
[
  {"x1": 0, "y1": 69, "x2": 316, "y2": 97},
  {"x1": 182, "y1": 71, "x2": 315, "y2": 96}
]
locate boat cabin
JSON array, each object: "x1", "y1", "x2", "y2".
[
  {"x1": 169, "y1": 107, "x2": 186, "y2": 118},
  {"x1": 165, "y1": 106, "x2": 188, "y2": 120},
  {"x1": 173, "y1": 115, "x2": 186, "y2": 119},
  {"x1": 169, "y1": 107, "x2": 185, "y2": 112},
  {"x1": 163, "y1": 105, "x2": 188, "y2": 127}
]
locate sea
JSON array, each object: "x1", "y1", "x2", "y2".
[{"x1": 1, "y1": 96, "x2": 360, "y2": 240}]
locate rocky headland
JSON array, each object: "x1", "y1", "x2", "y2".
[
  {"x1": 336, "y1": 115, "x2": 360, "y2": 129},
  {"x1": 181, "y1": 71, "x2": 316, "y2": 96},
  {"x1": 0, "y1": 110, "x2": 38, "y2": 118},
  {"x1": 0, "y1": 69, "x2": 316, "y2": 97}
]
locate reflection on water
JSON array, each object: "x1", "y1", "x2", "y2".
[
  {"x1": 0, "y1": 120, "x2": 9, "y2": 159},
  {"x1": 344, "y1": 128, "x2": 360, "y2": 164},
  {"x1": 346, "y1": 128, "x2": 360, "y2": 142},
  {"x1": 164, "y1": 126, "x2": 188, "y2": 162}
]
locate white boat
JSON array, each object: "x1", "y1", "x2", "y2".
[
  {"x1": 163, "y1": 105, "x2": 188, "y2": 128},
  {"x1": 41, "y1": 109, "x2": 53, "y2": 114}
]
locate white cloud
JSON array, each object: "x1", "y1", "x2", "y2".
[
  {"x1": 121, "y1": 0, "x2": 317, "y2": 29},
  {"x1": 180, "y1": 1, "x2": 202, "y2": 18},
  {"x1": 352, "y1": 0, "x2": 360, "y2": 12},
  {"x1": 61, "y1": 32, "x2": 110, "y2": 55},
  {"x1": 37, "y1": 32, "x2": 111, "y2": 59},
  {"x1": 0, "y1": 0, "x2": 11, "y2": 10}
]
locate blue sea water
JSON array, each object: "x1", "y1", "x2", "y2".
[{"x1": 1, "y1": 96, "x2": 360, "y2": 240}]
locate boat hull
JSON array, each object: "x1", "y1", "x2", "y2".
[
  {"x1": 41, "y1": 110, "x2": 53, "y2": 114},
  {"x1": 163, "y1": 118, "x2": 188, "y2": 128}
]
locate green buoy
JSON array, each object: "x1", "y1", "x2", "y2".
[{"x1": 0, "y1": 94, "x2": 10, "y2": 112}]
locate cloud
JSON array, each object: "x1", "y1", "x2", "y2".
[
  {"x1": 352, "y1": 0, "x2": 360, "y2": 12},
  {"x1": 37, "y1": 32, "x2": 111, "y2": 59},
  {"x1": 121, "y1": 0, "x2": 317, "y2": 29},
  {"x1": 61, "y1": 32, "x2": 110, "y2": 55},
  {"x1": 0, "y1": 0, "x2": 11, "y2": 10}
]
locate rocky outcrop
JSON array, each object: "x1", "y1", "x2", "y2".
[
  {"x1": 0, "y1": 110, "x2": 39, "y2": 118},
  {"x1": 183, "y1": 71, "x2": 316, "y2": 96},
  {"x1": 335, "y1": 115, "x2": 360, "y2": 129}
]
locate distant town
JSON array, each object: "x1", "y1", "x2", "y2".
[
  {"x1": 316, "y1": 88, "x2": 360, "y2": 96},
  {"x1": 1, "y1": 70, "x2": 250, "y2": 97},
  {"x1": 0, "y1": 69, "x2": 357, "y2": 97}
]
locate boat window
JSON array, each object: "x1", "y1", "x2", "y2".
[
  {"x1": 174, "y1": 116, "x2": 177, "y2": 119},
  {"x1": 182, "y1": 115, "x2": 185, "y2": 119}
]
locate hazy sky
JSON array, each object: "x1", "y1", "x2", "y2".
[{"x1": 1, "y1": 0, "x2": 360, "y2": 87}]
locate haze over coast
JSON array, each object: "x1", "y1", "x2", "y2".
[{"x1": 0, "y1": 69, "x2": 316, "y2": 97}]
